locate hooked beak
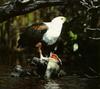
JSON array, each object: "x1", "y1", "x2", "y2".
[{"x1": 64, "y1": 17, "x2": 67, "y2": 22}]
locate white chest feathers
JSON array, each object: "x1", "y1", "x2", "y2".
[{"x1": 43, "y1": 22, "x2": 63, "y2": 45}]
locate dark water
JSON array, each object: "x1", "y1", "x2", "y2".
[{"x1": 0, "y1": 65, "x2": 100, "y2": 89}]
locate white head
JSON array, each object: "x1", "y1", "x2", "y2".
[
  {"x1": 43, "y1": 16, "x2": 66, "y2": 45},
  {"x1": 51, "y1": 16, "x2": 66, "y2": 24}
]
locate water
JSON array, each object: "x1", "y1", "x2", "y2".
[{"x1": 0, "y1": 65, "x2": 100, "y2": 89}]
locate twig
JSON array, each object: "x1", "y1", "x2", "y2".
[
  {"x1": 89, "y1": 37, "x2": 100, "y2": 40},
  {"x1": 80, "y1": 0, "x2": 100, "y2": 11}
]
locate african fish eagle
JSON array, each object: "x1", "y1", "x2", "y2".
[{"x1": 17, "y1": 16, "x2": 66, "y2": 57}]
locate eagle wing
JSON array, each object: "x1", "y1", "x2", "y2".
[
  {"x1": 32, "y1": 23, "x2": 48, "y2": 31},
  {"x1": 17, "y1": 23, "x2": 48, "y2": 48}
]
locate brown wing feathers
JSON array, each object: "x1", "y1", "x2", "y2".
[{"x1": 32, "y1": 24, "x2": 48, "y2": 31}]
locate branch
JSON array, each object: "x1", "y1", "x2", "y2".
[
  {"x1": 85, "y1": 27, "x2": 100, "y2": 31},
  {"x1": 80, "y1": 0, "x2": 100, "y2": 11},
  {"x1": 84, "y1": 27, "x2": 100, "y2": 40},
  {"x1": 0, "y1": 0, "x2": 64, "y2": 23},
  {"x1": 89, "y1": 37, "x2": 100, "y2": 40}
]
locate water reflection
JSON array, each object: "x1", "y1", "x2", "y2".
[
  {"x1": 0, "y1": 65, "x2": 100, "y2": 89},
  {"x1": 44, "y1": 80, "x2": 61, "y2": 89}
]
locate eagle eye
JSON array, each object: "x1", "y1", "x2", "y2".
[{"x1": 61, "y1": 18, "x2": 64, "y2": 20}]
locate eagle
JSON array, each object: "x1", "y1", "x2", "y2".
[
  {"x1": 11, "y1": 16, "x2": 66, "y2": 77},
  {"x1": 17, "y1": 16, "x2": 66, "y2": 57}
]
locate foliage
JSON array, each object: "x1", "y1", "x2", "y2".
[{"x1": 68, "y1": 31, "x2": 77, "y2": 41}]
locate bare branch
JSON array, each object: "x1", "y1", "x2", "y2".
[
  {"x1": 85, "y1": 27, "x2": 100, "y2": 31},
  {"x1": 0, "y1": 0, "x2": 64, "y2": 23},
  {"x1": 80, "y1": 0, "x2": 100, "y2": 11},
  {"x1": 80, "y1": 0, "x2": 91, "y2": 9},
  {"x1": 84, "y1": 27, "x2": 100, "y2": 40},
  {"x1": 89, "y1": 37, "x2": 100, "y2": 40}
]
